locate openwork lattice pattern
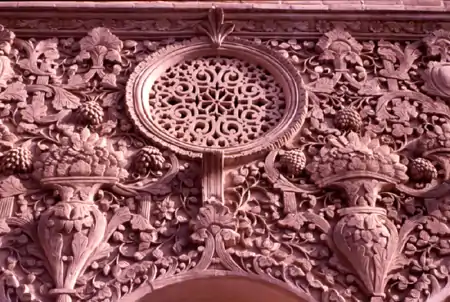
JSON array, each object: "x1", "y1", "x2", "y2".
[{"x1": 149, "y1": 56, "x2": 285, "y2": 148}]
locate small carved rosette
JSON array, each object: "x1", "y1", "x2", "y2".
[
  {"x1": 334, "y1": 207, "x2": 398, "y2": 301},
  {"x1": 33, "y1": 128, "x2": 127, "y2": 302}
]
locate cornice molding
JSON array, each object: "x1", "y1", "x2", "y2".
[{"x1": 2, "y1": 1, "x2": 450, "y2": 39}]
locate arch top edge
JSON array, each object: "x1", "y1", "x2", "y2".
[{"x1": 120, "y1": 270, "x2": 318, "y2": 302}]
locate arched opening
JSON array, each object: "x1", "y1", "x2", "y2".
[{"x1": 132, "y1": 274, "x2": 310, "y2": 302}]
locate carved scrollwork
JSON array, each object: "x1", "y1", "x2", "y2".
[
  {"x1": 2, "y1": 8, "x2": 450, "y2": 302},
  {"x1": 125, "y1": 27, "x2": 307, "y2": 161}
]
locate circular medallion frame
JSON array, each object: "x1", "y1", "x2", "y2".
[{"x1": 126, "y1": 37, "x2": 307, "y2": 160}]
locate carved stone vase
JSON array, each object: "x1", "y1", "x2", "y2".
[
  {"x1": 306, "y1": 133, "x2": 408, "y2": 301},
  {"x1": 37, "y1": 176, "x2": 117, "y2": 302},
  {"x1": 334, "y1": 205, "x2": 398, "y2": 302},
  {"x1": 321, "y1": 177, "x2": 399, "y2": 302},
  {"x1": 30, "y1": 127, "x2": 127, "y2": 301}
]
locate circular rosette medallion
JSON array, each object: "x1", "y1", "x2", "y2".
[{"x1": 126, "y1": 38, "x2": 307, "y2": 160}]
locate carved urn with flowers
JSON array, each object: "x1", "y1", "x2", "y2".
[
  {"x1": 32, "y1": 127, "x2": 128, "y2": 302},
  {"x1": 306, "y1": 132, "x2": 408, "y2": 302}
]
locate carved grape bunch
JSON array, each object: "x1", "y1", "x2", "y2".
[
  {"x1": 408, "y1": 158, "x2": 438, "y2": 182},
  {"x1": 279, "y1": 149, "x2": 306, "y2": 176},
  {"x1": 334, "y1": 107, "x2": 363, "y2": 132},
  {"x1": 0, "y1": 147, "x2": 32, "y2": 174},
  {"x1": 133, "y1": 146, "x2": 166, "y2": 176},
  {"x1": 78, "y1": 101, "x2": 104, "y2": 125}
]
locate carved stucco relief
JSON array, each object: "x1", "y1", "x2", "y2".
[{"x1": 1, "y1": 7, "x2": 450, "y2": 302}]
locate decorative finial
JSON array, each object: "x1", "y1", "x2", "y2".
[{"x1": 198, "y1": 7, "x2": 235, "y2": 49}]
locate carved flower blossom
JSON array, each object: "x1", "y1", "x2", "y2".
[
  {"x1": 306, "y1": 132, "x2": 408, "y2": 183},
  {"x1": 190, "y1": 202, "x2": 239, "y2": 246},
  {"x1": 155, "y1": 198, "x2": 175, "y2": 220},
  {"x1": 192, "y1": 202, "x2": 236, "y2": 231},
  {"x1": 392, "y1": 123, "x2": 413, "y2": 138}
]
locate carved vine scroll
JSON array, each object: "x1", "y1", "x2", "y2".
[{"x1": 1, "y1": 6, "x2": 450, "y2": 302}]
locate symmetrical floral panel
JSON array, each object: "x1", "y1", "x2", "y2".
[{"x1": 3, "y1": 6, "x2": 450, "y2": 302}]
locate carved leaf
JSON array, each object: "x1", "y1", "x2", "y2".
[
  {"x1": 277, "y1": 213, "x2": 307, "y2": 231},
  {"x1": 91, "y1": 242, "x2": 113, "y2": 263},
  {"x1": 425, "y1": 216, "x2": 450, "y2": 235},
  {"x1": 130, "y1": 214, "x2": 153, "y2": 231},
  {"x1": 72, "y1": 232, "x2": 89, "y2": 260},
  {"x1": 140, "y1": 231, "x2": 158, "y2": 243},
  {"x1": 105, "y1": 50, "x2": 121, "y2": 63},
  {"x1": 51, "y1": 86, "x2": 81, "y2": 110},
  {"x1": 136, "y1": 242, "x2": 149, "y2": 251},
  {"x1": 49, "y1": 233, "x2": 64, "y2": 261},
  {"x1": 403, "y1": 42, "x2": 421, "y2": 67},
  {"x1": 0, "y1": 82, "x2": 27, "y2": 102},
  {"x1": 68, "y1": 74, "x2": 85, "y2": 86},
  {"x1": 101, "y1": 73, "x2": 117, "y2": 88},
  {"x1": 198, "y1": 8, "x2": 235, "y2": 48},
  {"x1": 20, "y1": 99, "x2": 47, "y2": 123},
  {"x1": 421, "y1": 98, "x2": 450, "y2": 117},
  {"x1": 104, "y1": 207, "x2": 131, "y2": 240},
  {"x1": 102, "y1": 91, "x2": 123, "y2": 107},
  {"x1": 378, "y1": 41, "x2": 398, "y2": 63},
  {"x1": 0, "y1": 176, "x2": 26, "y2": 197}
]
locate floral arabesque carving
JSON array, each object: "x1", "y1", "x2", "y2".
[
  {"x1": 303, "y1": 132, "x2": 409, "y2": 301},
  {"x1": 4, "y1": 7, "x2": 450, "y2": 302},
  {"x1": 259, "y1": 24, "x2": 450, "y2": 302},
  {"x1": 0, "y1": 21, "x2": 197, "y2": 302},
  {"x1": 149, "y1": 56, "x2": 286, "y2": 148}
]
